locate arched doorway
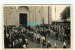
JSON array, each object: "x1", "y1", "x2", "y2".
[
  {"x1": 19, "y1": 13, "x2": 27, "y2": 26},
  {"x1": 18, "y1": 6, "x2": 30, "y2": 26}
]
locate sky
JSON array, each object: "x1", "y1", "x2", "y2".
[{"x1": 52, "y1": 5, "x2": 70, "y2": 21}]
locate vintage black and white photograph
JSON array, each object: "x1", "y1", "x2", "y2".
[{"x1": 3, "y1": 5, "x2": 71, "y2": 48}]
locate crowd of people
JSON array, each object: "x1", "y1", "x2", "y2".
[
  {"x1": 4, "y1": 23, "x2": 70, "y2": 48},
  {"x1": 50, "y1": 23, "x2": 70, "y2": 43}
]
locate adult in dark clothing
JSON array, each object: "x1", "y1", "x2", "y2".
[
  {"x1": 14, "y1": 30, "x2": 19, "y2": 39},
  {"x1": 36, "y1": 34, "x2": 40, "y2": 44},
  {"x1": 26, "y1": 29, "x2": 29, "y2": 38},
  {"x1": 37, "y1": 37, "x2": 40, "y2": 44},
  {"x1": 4, "y1": 34, "x2": 10, "y2": 48},
  {"x1": 23, "y1": 39, "x2": 28, "y2": 48},
  {"x1": 55, "y1": 32, "x2": 58, "y2": 40},
  {"x1": 18, "y1": 31, "x2": 23, "y2": 38},
  {"x1": 43, "y1": 30, "x2": 46, "y2": 40},
  {"x1": 42, "y1": 39, "x2": 46, "y2": 48},
  {"x1": 21, "y1": 34, "x2": 26, "y2": 41},
  {"x1": 9, "y1": 38, "x2": 13, "y2": 48},
  {"x1": 47, "y1": 29, "x2": 50, "y2": 36},
  {"x1": 5, "y1": 26, "x2": 9, "y2": 34},
  {"x1": 26, "y1": 42, "x2": 28, "y2": 48},
  {"x1": 18, "y1": 38, "x2": 23, "y2": 48},
  {"x1": 14, "y1": 39, "x2": 19, "y2": 48},
  {"x1": 7, "y1": 26, "x2": 9, "y2": 34},
  {"x1": 18, "y1": 42, "x2": 23, "y2": 48}
]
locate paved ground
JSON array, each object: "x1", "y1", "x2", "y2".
[{"x1": 27, "y1": 36, "x2": 70, "y2": 48}]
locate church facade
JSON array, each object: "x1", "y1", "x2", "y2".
[{"x1": 4, "y1": 6, "x2": 52, "y2": 26}]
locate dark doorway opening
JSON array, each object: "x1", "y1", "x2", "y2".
[{"x1": 19, "y1": 13, "x2": 27, "y2": 26}]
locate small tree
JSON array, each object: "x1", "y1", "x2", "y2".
[{"x1": 60, "y1": 6, "x2": 70, "y2": 22}]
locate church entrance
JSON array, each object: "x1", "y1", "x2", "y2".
[{"x1": 19, "y1": 13, "x2": 27, "y2": 26}]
